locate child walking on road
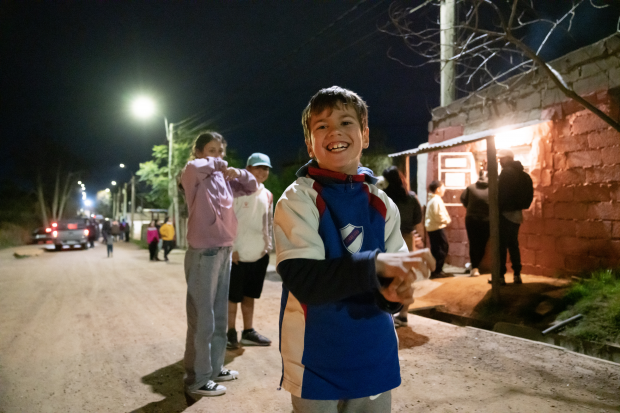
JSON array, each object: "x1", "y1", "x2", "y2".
[
  {"x1": 180, "y1": 131, "x2": 258, "y2": 398},
  {"x1": 227, "y1": 153, "x2": 274, "y2": 349},
  {"x1": 425, "y1": 180, "x2": 451, "y2": 278},
  {"x1": 274, "y1": 86, "x2": 435, "y2": 412}
]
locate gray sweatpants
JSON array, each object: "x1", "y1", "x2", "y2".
[
  {"x1": 183, "y1": 246, "x2": 232, "y2": 391},
  {"x1": 291, "y1": 391, "x2": 391, "y2": 413}
]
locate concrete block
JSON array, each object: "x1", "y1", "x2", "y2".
[
  {"x1": 543, "y1": 219, "x2": 576, "y2": 237},
  {"x1": 541, "y1": 169, "x2": 553, "y2": 187},
  {"x1": 550, "y1": 186, "x2": 574, "y2": 202},
  {"x1": 565, "y1": 255, "x2": 601, "y2": 272},
  {"x1": 580, "y1": 62, "x2": 607, "y2": 79},
  {"x1": 610, "y1": 66, "x2": 620, "y2": 89},
  {"x1": 572, "y1": 112, "x2": 610, "y2": 135},
  {"x1": 542, "y1": 203, "x2": 554, "y2": 219},
  {"x1": 516, "y1": 91, "x2": 542, "y2": 112},
  {"x1": 586, "y1": 165, "x2": 620, "y2": 183},
  {"x1": 612, "y1": 222, "x2": 620, "y2": 239},
  {"x1": 573, "y1": 74, "x2": 608, "y2": 96},
  {"x1": 588, "y1": 128, "x2": 620, "y2": 148},
  {"x1": 572, "y1": 184, "x2": 611, "y2": 202},
  {"x1": 554, "y1": 202, "x2": 588, "y2": 220},
  {"x1": 611, "y1": 184, "x2": 620, "y2": 201},
  {"x1": 576, "y1": 220, "x2": 612, "y2": 239},
  {"x1": 535, "y1": 251, "x2": 566, "y2": 269},
  {"x1": 604, "y1": 34, "x2": 620, "y2": 54},
  {"x1": 588, "y1": 239, "x2": 620, "y2": 257},
  {"x1": 542, "y1": 87, "x2": 567, "y2": 108},
  {"x1": 566, "y1": 150, "x2": 602, "y2": 168},
  {"x1": 554, "y1": 135, "x2": 589, "y2": 152},
  {"x1": 553, "y1": 169, "x2": 586, "y2": 186},
  {"x1": 587, "y1": 202, "x2": 620, "y2": 220},
  {"x1": 521, "y1": 219, "x2": 544, "y2": 235},
  {"x1": 556, "y1": 236, "x2": 588, "y2": 256},
  {"x1": 601, "y1": 147, "x2": 620, "y2": 165}
]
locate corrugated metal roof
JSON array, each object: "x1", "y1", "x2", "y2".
[{"x1": 388, "y1": 119, "x2": 547, "y2": 157}]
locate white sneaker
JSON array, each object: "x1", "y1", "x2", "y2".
[
  {"x1": 214, "y1": 367, "x2": 238, "y2": 382},
  {"x1": 191, "y1": 380, "x2": 226, "y2": 397},
  {"x1": 471, "y1": 268, "x2": 480, "y2": 277}
]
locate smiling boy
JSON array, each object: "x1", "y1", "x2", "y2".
[{"x1": 274, "y1": 86, "x2": 435, "y2": 412}]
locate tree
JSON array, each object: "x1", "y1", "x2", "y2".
[
  {"x1": 14, "y1": 126, "x2": 84, "y2": 226},
  {"x1": 383, "y1": 0, "x2": 620, "y2": 132}
]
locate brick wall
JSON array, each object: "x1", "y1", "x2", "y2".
[{"x1": 521, "y1": 93, "x2": 620, "y2": 276}]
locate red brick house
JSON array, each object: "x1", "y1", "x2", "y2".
[{"x1": 391, "y1": 34, "x2": 620, "y2": 277}]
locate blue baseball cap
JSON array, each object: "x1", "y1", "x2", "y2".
[{"x1": 246, "y1": 153, "x2": 272, "y2": 168}]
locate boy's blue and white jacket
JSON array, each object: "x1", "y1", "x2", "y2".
[{"x1": 274, "y1": 160, "x2": 408, "y2": 400}]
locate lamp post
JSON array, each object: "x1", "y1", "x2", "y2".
[
  {"x1": 132, "y1": 96, "x2": 181, "y2": 247},
  {"x1": 119, "y1": 163, "x2": 136, "y2": 240}
]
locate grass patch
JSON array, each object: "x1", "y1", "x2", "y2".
[
  {"x1": 0, "y1": 223, "x2": 30, "y2": 249},
  {"x1": 558, "y1": 268, "x2": 620, "y2": 345},
  {"x1": 132, "y1": 239, "x2": 148, "y2": 250}
]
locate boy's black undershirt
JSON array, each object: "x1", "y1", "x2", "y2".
[{"x1": 277, "y1": 250, "x2": 402, "y2": 313}]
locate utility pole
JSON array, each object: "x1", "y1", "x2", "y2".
[
  {"x1": 487, "y1": 136, "x2": 501, "y2": 304},
  {"x1": 165, "y1": 120, "x2": 182, "y2": 247},
  {"x1": 122, "y1": 183, "x2": 128, "y2": 220},
  {"x1": 130, "y1": 175, "x2": 135, "y2": 240},
  {"x1": 440, "y1": 0, "x2": 456, "y2": 106}
]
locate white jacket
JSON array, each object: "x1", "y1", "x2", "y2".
[
  {"x1": 233, "y1": 184, "x2": 273, "y2": 262},
  {"x1": 425, "y1": 194, "x2": 451, "y2": 232}
]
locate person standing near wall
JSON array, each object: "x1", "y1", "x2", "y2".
[
  {"x1": 425, "y1": 180, "x2": 451, "y2": 278},
  {"x1": 382, "y1": 166, "x2": 424, "y2": 327},
  {"x1": 493, "y1": 148, "x2": 533, "y2": 285},
  {"x1": 460, "y1": 172, "x2": 490, "y2": 277}
]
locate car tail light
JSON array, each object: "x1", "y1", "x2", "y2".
[
  {"x1": 45, "y1": 228, "x2": 52, "y2": 233},
  {"x1": 52, "y1": 231, "x2": 58, "y2": 238},
  {"x1": 51, "y1": 222, "x2": 58, "y2": 228},
  {"x1": 84, "y1": 229, "x2": 89, "y2": 236}
]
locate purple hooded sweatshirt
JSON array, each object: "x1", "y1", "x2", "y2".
[{"x1": 181, "y1": 157, "x2": 258, "y2": 249}]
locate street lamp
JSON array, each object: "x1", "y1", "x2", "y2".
[
  {"x1": 111, "y1": 181, "x2": 117, "y2": 186},
  {"x1": 130, "y1": 95, "x2": 181, "y2": 247}
]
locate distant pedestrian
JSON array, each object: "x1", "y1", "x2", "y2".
[
  {"x1": 227, "y1": 153, "x2": 274, "y2": 350},
  {"x1": 425, "y1": 180, "x2": 451, "y2": 278},
  {"x1": 111, "y1": 220, "x2": 121, "y2": 241},
  {"x1": 461, "y1": 172, "x2": 489, "y2": 277},
  {"x1": 382, "y1": 165, "x2": 425, "y2": 327},
  {"x1": 180, "y1": 131, "x2": 258, "y2": 397},
  {"x1": 87, "y1": 219, "x2": 97, "y2": 248},
  {"x1": 146, "y1": 221, "x2": 160, "y2": 261},
  {"x1": 494, "y1": 148, "x2": 534, "y2": 285},
  {"x1": 160, "y1": 217, "x2": 175, "y2": 261},
  {"x1": 124, "y1": 221, "x2": 131, "y2": 242},
  {"x1": 106, "y1": 229, "x2": 114, "y2": 257}
]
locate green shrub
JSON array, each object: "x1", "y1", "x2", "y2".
[
  {"x1": 558, "y1": 269, "x2": 620, "y2": 344},
  {"x1": 0, "y1": 223, "x2": 31, "y2": 249}
]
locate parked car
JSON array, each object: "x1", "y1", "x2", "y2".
[
  {"x1": 30, "y1": 226, "x2": 53, "y2": 244},
  {"x1": 51, "y1": 218, "x2": 90, "y2": 250}
]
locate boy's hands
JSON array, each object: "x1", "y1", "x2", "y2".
[
  {"x1": 223, "y1": 167, "x2": 241, "y2": 180},
  {"x1": 375, "y1": 249, "x2": 436, "y2": 304}
]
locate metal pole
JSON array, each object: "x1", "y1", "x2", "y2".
[
  {"x1": 440, "y1": 0, "x2": 456, "y2": 106},
  {"x1": 130, "y1": 174, "x2": 135, "y2": 240},
  {"x1": 123, "y1": 182, "x2": 128, "y2": 220},
  {"x1": 487, "y1": 136, "x2": 501, "y2": 304}
]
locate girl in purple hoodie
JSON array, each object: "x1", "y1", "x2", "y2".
[{"x1": 180, "y1": 131, "x2": 258, "y2": 397}]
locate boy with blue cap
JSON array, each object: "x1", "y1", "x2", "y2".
[{"x1": 227, "y1": 153, "x2": 274, "y2": 349}]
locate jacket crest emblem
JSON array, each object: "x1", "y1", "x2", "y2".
[{"x1": 339, "y1": 224, "x2": 364, "y2": 254}]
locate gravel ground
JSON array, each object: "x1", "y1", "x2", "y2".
[{"x1": 0, "y1": 242, "x2": 618, "y2": 413}]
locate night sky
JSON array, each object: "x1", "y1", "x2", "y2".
[{"x1": 2, "y1": 1, "x2": 619, "y2": 198}]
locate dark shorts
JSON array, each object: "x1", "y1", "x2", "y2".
[{"x1": 228, "y1": 253, "x2": 270, "y2": 303}]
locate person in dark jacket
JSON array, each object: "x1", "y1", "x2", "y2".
[
  {"x1": 382, "y1": 166, "x2": 425, "y2": 327},
  {"x1": 495, "y1": 148, "x2": 530, "y2": 285},
  {"x1": 460, "y1": 172, "x2": 489, "y2": 277}
]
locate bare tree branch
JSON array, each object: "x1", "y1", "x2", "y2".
[{"x1": 381, "y1": 0, "x2": 620, "y2": 133}]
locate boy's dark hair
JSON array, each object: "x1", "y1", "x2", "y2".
[
  {"x1": 301, "y1": 86, "x2": 368, "y2": 146},
  {"x1": 190, "y1": 131, "x2": 227, "y2": 161},
  {"x1": 428, "y1": 180, "x2": 444, "y2": 194}
]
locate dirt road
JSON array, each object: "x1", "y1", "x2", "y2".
[{"x1": 0, "y1": 242, "x2": 618, "y2": 412}]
